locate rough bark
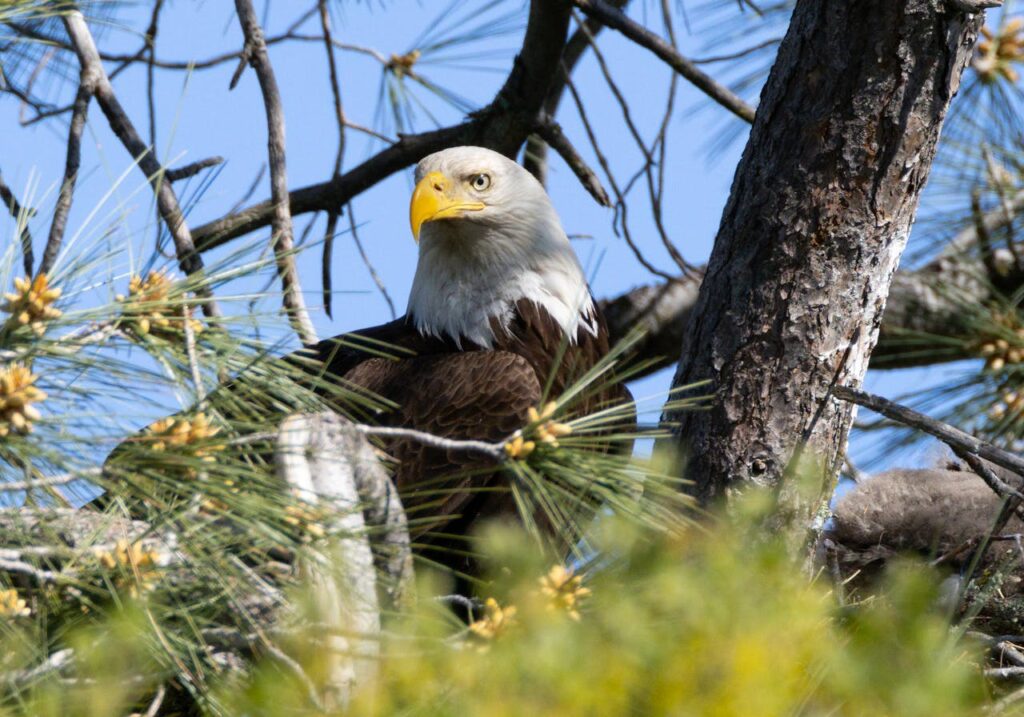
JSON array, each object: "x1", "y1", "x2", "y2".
[{"x1": 658, "y1": 0, "x2": 987, "y2": 506}]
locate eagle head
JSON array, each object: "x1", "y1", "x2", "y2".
[{"x1": 407, "y1": 146, "x2": 596, "y2": 348}]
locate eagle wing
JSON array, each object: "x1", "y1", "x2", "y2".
[{"x1": 342, "y1": 350, "x2": 540, "y2": 542}]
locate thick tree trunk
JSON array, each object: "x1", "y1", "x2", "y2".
[{"x1": 659, "y1": 0, "x2": 988, "y2": 506}]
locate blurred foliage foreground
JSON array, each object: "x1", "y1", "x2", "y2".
[{"x1": 1, "y1": 493, "x2": 1003, "y2": 717}]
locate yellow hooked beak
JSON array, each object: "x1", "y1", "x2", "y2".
[{"x1": 409, "y1": 171, "x2": 486, "y2": 241}]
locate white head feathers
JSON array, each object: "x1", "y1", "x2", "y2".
[{"x1": 407, "y1": 146, "x2": 597, "y2": 348}]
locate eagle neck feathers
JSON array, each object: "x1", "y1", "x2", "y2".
[{"x1": 407, "y1": 220, "x2": 598, "y2": 349}]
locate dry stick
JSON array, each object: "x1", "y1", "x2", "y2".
[
  {"x1": 572, "y1": 7, "x2": 697, "y2": 277},
  {"x1": 233, "y1": 0, "x2": 318, "y2": 346},
  {"x1": 41, "y1": 79, "x2": 91, "y2": 276},
  {"x1": 833, "y1": 385, "x2": 1024, "y2": 477},
  {"x1": 319, "y1": 0, "x2": 345, "y2": 319},
  {"x1": 953, "y1": 449, "x2": 1024, "y2": 599},
  {"x1": 562, "y1": 71, "x2": 677, "y2": 282},
  {"x1": 165, "y1": 156, "x2": 225, "y2": 182},
  {"x1": 534, "y1": 114, "x2": 611, "y2": 207},
  {"x1": 0, "y1": 172, "x2": 34, "y2": 276},
  {"x1": 574, "y1": 0, "x2": 756, "y2": 124},
  {"x1": 346, "y1": 204, "x2": 396, "y2": 319},
  {"x1": 524, "y1": 0, "x2": 626, "y2": 185},
  {"x1": 61, "y1": 9, "x2": 221, "y2": 318}
]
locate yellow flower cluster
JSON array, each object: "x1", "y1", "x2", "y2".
[
  {"x1": 0, "y1": 588, "x2": 29, "y2": 618},
  {"x1": 388, "y1": 49, "x2": 421, "y2": 77},
  {"x1": 96, "y1": 539, "x2": 162, "y2": 596},
  {"x1": 978, "y1": 334, "x2": 1024, "y2": 371},
  {"x1": 284, "y1": 503, "x2": 327, "y2": 539},
  {"x1": 538, "y1": 564, "x2": 591, "y2": 622},
  {"x1": 469, "y1": 597, "x2": 517, "y2": 641},
  {"x1": 2, "y1": 274, "x2": 61, "y2": 335},
  {"x1": 990, "y1": 390, "x2": 1024, "y2": 421},
  {"x1": 0, "y1": 364, "x2": 45, "y2": 436},
  {"x1": 118, "y1": 270, "x2": 203, "y2": 339},
  {"x1": 143, "y1": 412, "x2": 222, "y2": 456},
  {"x1": 504, "y1": 402, "x2": 574, "y2": 460},
  {"x1": 529, "y1": 402, "x2": 573, "y2": 447},
  {"x1": 975, "y1": 19, "x2": 1024, "y2": 84}
]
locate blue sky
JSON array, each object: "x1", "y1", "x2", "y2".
[{"x1": 0, "y1": 1, "x2": 963, "y2": 473}]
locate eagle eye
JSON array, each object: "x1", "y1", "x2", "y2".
[{"x1": 469, "y1": 173, "x2": 491, "y2": 192}]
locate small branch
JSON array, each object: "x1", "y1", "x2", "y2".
[
  {"x1": 183, "y1": 305, "x2": 205, "y2": 401},
  {"x1": 165, "y1": 156, "x2": 225, "y2": 182},
  {"x1": 0, "y1": 468, "x2": 100, "y2": 493},
  {"x1": 956, "y1": 450, "x2": 1024, "y2": 503},
  {"x1": 833, "y1": 386, "x2": 1024, "y2": 477},
  {"x1": 356, "y1": 425, "x2": 506, "y2": 461},
  {"x1": 573, "y1": 0, "x2": 756, "y2": 123},
  {"x1": 319, "y1": 0, "x2": 345, "y2": 320},
  {"x1": 0, "y1": 557, "x2": 64, "y2": 584},
  {"x1": 0, "y1": 171, "x2": 35, "y2": 276},
  {"x1": 1, "y1": 649, "x2": 75, "y2": 687},
  {"x1": 346, "y1": 204, "x2": 397, "y2": 320},
  {"x1": 61, "y1": 8, "x2": 221, "y2": 318},
  {"x1": 954, "y1": 450, "x2": 1023, "y2": 598},
  {"x1": 946, "y1": 0, "x2": 1001, "y2": 11},
  {"x1": 141, "y1": 684, "x2": 167, "y2": 717},
  {"x1": 42, "y1": 78, "x2": 92, "y2": 276},
  {"x1": 233, "y1": 0, "x2": 318, "y2": 346},
  {"x1": 534, "y1": 114, "x2": 611, "y2": 207}
]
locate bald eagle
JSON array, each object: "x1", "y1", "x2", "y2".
[
  {"x1": 101, "y1": 147, "x2": 633, "y2": 578},
  {"x1": 303, "y1": 146, "x2": 633, "y2": 571}
]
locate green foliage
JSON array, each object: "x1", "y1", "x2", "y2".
[{"x1": 209, "y1": 497, "x2": 992, "y2": 717}]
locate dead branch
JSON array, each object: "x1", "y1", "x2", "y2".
[
  {"x1": 574, "y1": 0, "x2": 756, "y2": 123},
  {"x1": 190, "y1": 0, "x2": 573, "y2": 254},
  {"x1": 41, "y1": 77, "x2": 92, "y2": 276},
  {"x1": 0, "y1": 171, "x2": 34, "y2": 276},
  {"x1": 534, "y1": 114, "x2": 611, "y2": 207},
  {"x1": 318, "y1": 0, "x2": 345, "y2": 319},
  {"x1": 833, "y1": 385, "x2": 1024, "y2": 477},
  {"x1": 60, "y1": 7, "x2": 221, "y2": 318},
  {"x1": 165, "y1": 156, "x2": 225, "y2": 182},
  {"x1": 233, "y1": 0, "x2": 318, "y2": 346}
]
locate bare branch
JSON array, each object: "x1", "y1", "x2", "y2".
[
  {"x1": 60, "y1": 8, "x2": 221, "y2": 318},
  {"x1": 356, "y1": 425, "x2": 506, "y2": 461},
  {"x1": 0, "y1": 171, "x2": 34, "y2": 276},
  {"x1": 165, "y1": 156, "x2": 225, "y2": 182},
  {"x1": 534, "y1": 114, "x2": 611, "y2": 207},
  {"x1": 574, "y1": 0, "x2": 756, "y2": 124},
  {"x1": 346, "y1": 204, "x2": 397, "y2": 320},
  {"x1": 0, "y1": 468, "x2": 100, "y2": 493},
  {"x1": 233, "y1": 0, "x2": 318, "y2": 346},
  {"x1": 42, "y1": 79, "x2": 91, "y2": 276},
  {"x1": 833, "y1": 385, "x2": 1024, "y2": 477},
  {"x1": 319, "y1": 0, "x2": 345, "y2": 320},
  {"x1": 524, "y1": 0, "x2": 628, "y2": 184},
  {"x1": 191, "y1": 0, "x2": 573, "y2": 253}
]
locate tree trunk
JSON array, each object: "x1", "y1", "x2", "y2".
[{"x1": 659, "y1": 0, "x2": 988, "y2": 506}]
